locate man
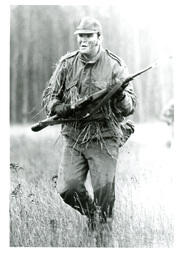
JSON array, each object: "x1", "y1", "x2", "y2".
[
  {"x1": 42, "y1": 17, "x2": 136, "y2": 230},
  {"x1": 161, "y1": 99, "x2": 174, "y2": 148}
]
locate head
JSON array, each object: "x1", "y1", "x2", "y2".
[{"x1": 74, "y1": 17, "x2": 102, "y2": 58}]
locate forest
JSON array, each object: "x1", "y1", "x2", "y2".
[{"x1": 10, "y1": 5, "x2": 174, "y2": 124}]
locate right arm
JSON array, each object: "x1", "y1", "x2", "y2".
[{"x1": 42, "y1": 58, "x2": 67, "y2": 116}]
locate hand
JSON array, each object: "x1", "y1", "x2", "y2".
[
  {"x1": 54, "y1": 103, "x2": 71, "y2": 117},
  {"x1": 112, "y1": 90, "x2": 125, "y2": 103}
]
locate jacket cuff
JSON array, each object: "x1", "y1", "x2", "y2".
[{"x1": 114, "y1": 93, "x2": 133, "y2": 116}]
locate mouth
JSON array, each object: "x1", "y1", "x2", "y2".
[{"x1": 80, "y1": 44, "x2": 88, "y2": 49}]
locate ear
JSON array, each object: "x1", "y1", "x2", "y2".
[{"x1": 98, "y1": 34, "x2": 103, "y2": 43}]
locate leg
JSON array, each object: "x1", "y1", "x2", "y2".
[
  {"x1": 56, "y1": 137, "x2": 96, "y2": 218},
  {"x1": 85, "y1": 139, "x2": 119, "y2": 223}
]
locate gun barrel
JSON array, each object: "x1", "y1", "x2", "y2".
[
  {"x1": 121, "y1": 66, "x2": 153, "y2": 88},
  {"x1": 131, "y1": 65, "x2": 152, "y2": 79}
]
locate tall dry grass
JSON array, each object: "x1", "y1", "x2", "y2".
[{"x1": 10, "y1": 123, "x2": 174, "y2": 247}]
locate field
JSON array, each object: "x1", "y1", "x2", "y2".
[{"x1": 10, "y1": 122, "x2": 174, "y2": 247}]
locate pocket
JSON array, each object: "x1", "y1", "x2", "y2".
[
  {"x1": 88, "y1": 80, "x2": 108, "y2": 96},
  {"x1": 64, "y1": 81, "x2": 80, "y2": 104},
  {"x1": 104, "y1": 138, "x2": 119, "y2": 159},
  {"x1": 119, "y1": 120, "x2": 135, "y2": 147}
]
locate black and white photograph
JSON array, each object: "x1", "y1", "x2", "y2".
[{"x1": 6, "y1": 0, "x2": 178, "y2": 250}]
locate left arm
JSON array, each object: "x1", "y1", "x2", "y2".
[{"x1": 112, "y1": 61, "x2": 136, "y2": 117}]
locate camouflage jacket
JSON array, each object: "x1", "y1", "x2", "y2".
[{"x1": 42, "y1": 47, "x2": 136, "y2": 145}]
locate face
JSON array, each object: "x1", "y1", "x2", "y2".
[{"x1": 77, "y1": 33, "x2": 100, "y2": 57}]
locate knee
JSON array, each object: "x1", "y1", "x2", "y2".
[{"x1": 56, "y1": 177, "x2": 83, "y2": 195}]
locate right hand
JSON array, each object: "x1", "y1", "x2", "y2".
[{"x1": 54, "y1": 103, "x2": 71, "y2": 117}]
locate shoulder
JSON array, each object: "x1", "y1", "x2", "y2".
[
  {"x1": 54, "y1": 50, "x2": 79, "y2": 70},
  {"x1": 105, "y1": 49, "x2": 123, "y2": 66},
  {"x1": 60, "y1": 50, "x2": 79, "y2": 62}
]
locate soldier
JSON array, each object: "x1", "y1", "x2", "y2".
[
  {"x1": 161, "y1": 99, "x2": 174, "y2": 148},
  {"x1": 42, "y1": 17, "x2": 136, "y2": 231}
]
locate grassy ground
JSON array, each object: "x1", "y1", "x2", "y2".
[{"x1": 10, "y1": 123, "x2": 174, "y2": 247}]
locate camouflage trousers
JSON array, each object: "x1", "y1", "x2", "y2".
[{"x1": 56, "y1": 136, "x2": 119, "y2": 223}]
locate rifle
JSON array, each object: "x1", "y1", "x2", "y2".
[
  {"x1": 31, "y1": 89, "x2": 108, "y2": 132},
  {"x1": 31, "y1": 65, "x2": 152, "y2": 132}
]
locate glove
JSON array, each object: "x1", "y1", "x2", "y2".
[
  {"x1": 54, "y1": 103, "x2": 72, "y2": 117},
  {"x1": 112, "y1": 92, "x2": 133, "y2": 117}
]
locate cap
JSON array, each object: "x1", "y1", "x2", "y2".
[{"x1": 74, "y1": 17, "x2": 102, "y2": 35}]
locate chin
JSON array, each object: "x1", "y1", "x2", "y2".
[
  {"x1": 80, "y1": 50, "x2": 89, "y2": 55},
  {"x1": 79, "y1": 48, "x2": 89, "y2": 54}
]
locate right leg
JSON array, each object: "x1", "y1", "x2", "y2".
[{"x1": 56, "y1": 137, "x2": 96, "y2": 218}]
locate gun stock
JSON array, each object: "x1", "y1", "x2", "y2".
[
  {"x1": 31, "y1": 115, "x2": 61, "y2": 132},
  {"x1": 31, "y1": 122, "x2": 48, "y2": 132}
]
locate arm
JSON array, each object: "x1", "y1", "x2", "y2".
[
  {"x1": 42, "y1": 58, "x2": 68, "y2": 116},
  {"x1": 111, "y1": 61, "x2": 136, "y2": 117}
]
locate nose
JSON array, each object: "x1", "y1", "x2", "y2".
[
  {"x1": 77, "y1": 34, "x2": 88, "y2": 45},
  {"x1": 81, "y1": 36, "x2": 88, "y2": 41}
]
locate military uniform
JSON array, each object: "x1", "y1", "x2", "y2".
[{"x1": 42, "y1": 22, "x2": 136, "y2": 226}]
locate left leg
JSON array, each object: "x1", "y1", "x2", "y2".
[{"x1": 85, "y1": 138, "x2": 119, "y2": 223}]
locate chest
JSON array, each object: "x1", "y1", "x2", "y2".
[{"x1": 65, "y1": 57, "x2": 113, "y2": 99}]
